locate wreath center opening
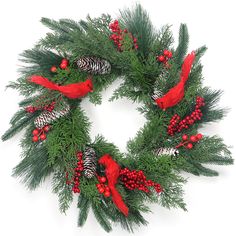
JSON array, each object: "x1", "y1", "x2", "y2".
[{"x1": 81, "y1": 79, "x2": 146, "y2": 152}]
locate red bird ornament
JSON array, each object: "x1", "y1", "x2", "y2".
[
  {"x1": 29, "y1": 75, "x2": 93, "y2": 99},
  {"x1": 98, "y1": 154, "x2": 129, "y2": 216},
  {"x1": 154, "y1": 51, "x2": 196, "y2": 110}
]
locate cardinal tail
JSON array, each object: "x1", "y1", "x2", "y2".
[
  {"x1": 180, "y1": 51, "x2": 196, "y2": 83},
  {"x1": 30, "y1": 75, "x2": 59, "y2": 91},
  {"x1": 109, "y1": 186, "x2": 129, "y2": 216}
]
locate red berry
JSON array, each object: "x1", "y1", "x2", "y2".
[
  {"x1": 61, "y1": 58, "x2": 68, "y2": 65},
  {"x1": 182, "y1": 134, "x2": 188, "y2": 141},
  {"x1": 98, "y1": 187, "x2": 105, "y2": 194},
  {"x1": 100, "y1": 176, "x2": 107, "y2": 183},
  {"x1": 157, "y1": 55, "x2": 165, "y2": 62},
  {"x1": 104, "y1": 191, "x2": 111, "y2": 197},
  {"x1": 26, "y1": 106, "x2": 36, "y2": 113},
  {"x1": 32, "y1": 136, "x2": 39, "y2": 142},
  {"x1": 32, "y1": 129, "x2": 39, "y2": 135},
  {"x1": 187, "y1": 143, "x2": 193, "y2": 149},
  {"x1": 190, "y1": 135, "x2": 198, "y2": 142},
  {"x1": 167, "y1": 51, "x2": 172, "y2": 58},
  {"x1": 163, "y1": 49, "x2": 169, "y2": 57},
  {"x1": 43, "y1": 125, "x2": 50, "y2": 132},
  {"x1": 40, "y1": 133, "x2": 47, "y2": 141},
  {"x1": 60, "y1": 63, "x2": 67, "y2": 69},
  {"x1": 105, "y1": 186, "x2": 110, "y2": 191},
  {"x1": 96, "y1": 184, "x2": 101, "y2": 188},
  {"x1": 196, "y1": 133, "x2": 203, "y2": 140},
  {"x1": 50, "y1": 66, "x2": 57, "y2": 73}
]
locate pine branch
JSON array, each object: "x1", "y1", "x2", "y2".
[
  {"x1": 195, "y1": 45, "x2": 207, "y2": 63},
  {"x1": 174, "y1": 24, "x2": 189, "y2": 65},
  {"x1": 19, "y1": 48, "x2": 63, "y2": 76},
  {"x1": 119, "y1": 4, "x2": 156, "y2": 58},
  {"x1": 12, "y1": 145, "x2": 53, "y2": 190},
  {"x1": 201, "y1": 87, "x2": 228, "y2": 123},
  {"x1": 174, "y1": 136, "x2": 233, "y2": 176},
  {"x1": 18, "y1": 96, "x2": 40, "y2": 107},
  {"x1": 41, "y1": 18, "x2": 75, "y2": 34},
  {"x1": 52, "y1": 171, "x2": 74, "y2": 213},
  {"x1": 153, "y1": 25, "x2": 174, "y2": 52},
  {"x1": 91, "y1": 202, "x2": 112, "y2": 232},
  {"x1": 9, "y1": 109, "x2": 27, "y2": 125},
  {"x1": 77, "y1": 194, "x2": 91, "y2": 227},
  {"x1": 2, "y1": 113, "x2": 36, "y2": 141}
]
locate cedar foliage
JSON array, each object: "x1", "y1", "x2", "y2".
[{"x1": 1, "y1": 4, "x2": 233, "y2": 232}]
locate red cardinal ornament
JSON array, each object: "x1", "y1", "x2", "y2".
[
  {"x1": 98, "y1": 154, "x2": 129, "y2": 216},
  {"x1": 29, "y1": 75, "x2": 93, "y2": 99},
  {"x1": 155, "y1": 51, "x2": 196, "y2": 110}
]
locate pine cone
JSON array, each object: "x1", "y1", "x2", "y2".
[
  {"x1": 155, "y1": 147, "x2": 179, "y2": 157},
  {"x1": 77, "y1": 57, "x2": 111, "y2": 75},
  {"x1": 151, "y1": 90, "x2": 163, "y2": 100},
  {"x1": 83, "y1": 147, "x2": 97, "y2": 178},
  {"x1": 34, "y1": 102, "x2": 70, "y2": 129}
]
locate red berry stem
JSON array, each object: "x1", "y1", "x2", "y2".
[
  {"x1": 119, "y1": 168, "x2": 162, "y2": 194},
  {"x1": 32, "y1": 125, "x2": 50, "y2": 142},
  {"x1": 156, "y1": 49, "x2": 173, "y2": 67},
  {"x1": 168, "y1": 96, "x2": 205, "y2": 136},
  {"x1": 66, "y1": 151, "x2": 84, "y2": 194},
  {"x1": 96, "y1": 175, "x2": 111, "y2": 198},
  {"x1": 176, "y1": 133, "x2": 203, "y2": 150},
  {"x1": 175, "y1": 140, "x2": 189, "y2": 149},
  {"x1": 109, "y1": 20, "x2": 138, "y2": 51}
]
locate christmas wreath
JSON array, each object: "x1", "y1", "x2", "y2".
[{"x1": 2, "y1": 4, "x2": 233, "y2": 232}]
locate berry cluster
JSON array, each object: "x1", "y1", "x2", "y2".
[
  {"x1": 157, "y1": 49, "x2": 173, "y2": 66},
  {"x1": 66, "y1": 152, "x2": 84, "y2": 193},
  {"x1": 50, "y1": 58, "x2": 69, "y2": 72},
  {"x1": 167, "y1": 96, "x2": 205, "y2": 136},
  {"x1": 25, "y1": 101, "x2": 56, "y2": 113},
  {"x1": 109, "y1": 20, "x2": 138, "y2": 51},
  {"x1": 32, "y1": 125, "x2": 50, "y2": 142},
  {"x1": 96, "y1": 176, "x2": 111, "y2": 198},
  {"x1": 176, "y1": 133, "x2": 203, "y2": 149},
  {"x1": 119, "y1": 168, "x2": 162, "y2": 194}
]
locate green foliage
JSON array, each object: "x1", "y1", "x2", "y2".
[
  {"x1": 2, "y1": 4, "x2": 233, "y2": 233},
  {"x1": 2, "y1": 113, "x2": 38, "y2": 141},
  {"x1": 174, "y1": 136, "x2": 233, "y2": 176},
  {"x1": 200, "y1": 87, "x2": 227, "y2": 123},
  {"x1": 9, "y1": 109, "x2": 27, "y2": 125},
  {"x1": 13, "y1": 144, "x2": 53, "y2": 190},
  {"x1": 119, "y1": 4, "x2": 156, "y2": 58},
  {"x1": 174, "y1": 24, "x2": 189, "y2": 65},
  {"x1": 45, "y1": 107, "x2": 91, "y2": 172},
  {"x1": 77, "y1": 194, "x2": 91, "y2": 227},
  {"x1": 52, "y1": 171, "x2": 74, "y2": 213},
  {"x1": 19, "y1": 48, "x2": 63, "y2": 76},
  {"x1": 91, "y1": 135, "x2": 124, "y2": 161},
  {"x1": 91, "y1": 202, "x2": 113, "y2": 232}
]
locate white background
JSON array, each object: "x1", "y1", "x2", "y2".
[{"x1": 0, "y1": 0, "x2": 236, "y2": 235}]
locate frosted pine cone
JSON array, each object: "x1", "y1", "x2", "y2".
[
  {"x1": 34, "y1": 101, "x2": 70, "y2": 129},
  {"x1": 155, "y1": 147, "x2": 179, "y2": 157},
  {"x1": 83, "y1": 147, "x2": 97, "y2": 178},
  {"x1": 77, "y1": 57, "x2": 111, "y2": 75}
]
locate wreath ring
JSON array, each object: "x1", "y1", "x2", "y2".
[{"x1": 2, "y1": 4, "x2": 233, "y2": 233}]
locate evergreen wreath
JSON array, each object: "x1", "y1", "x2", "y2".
[{"x1": 2, "y1": 4, "x2": 233, "y2": 233}]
